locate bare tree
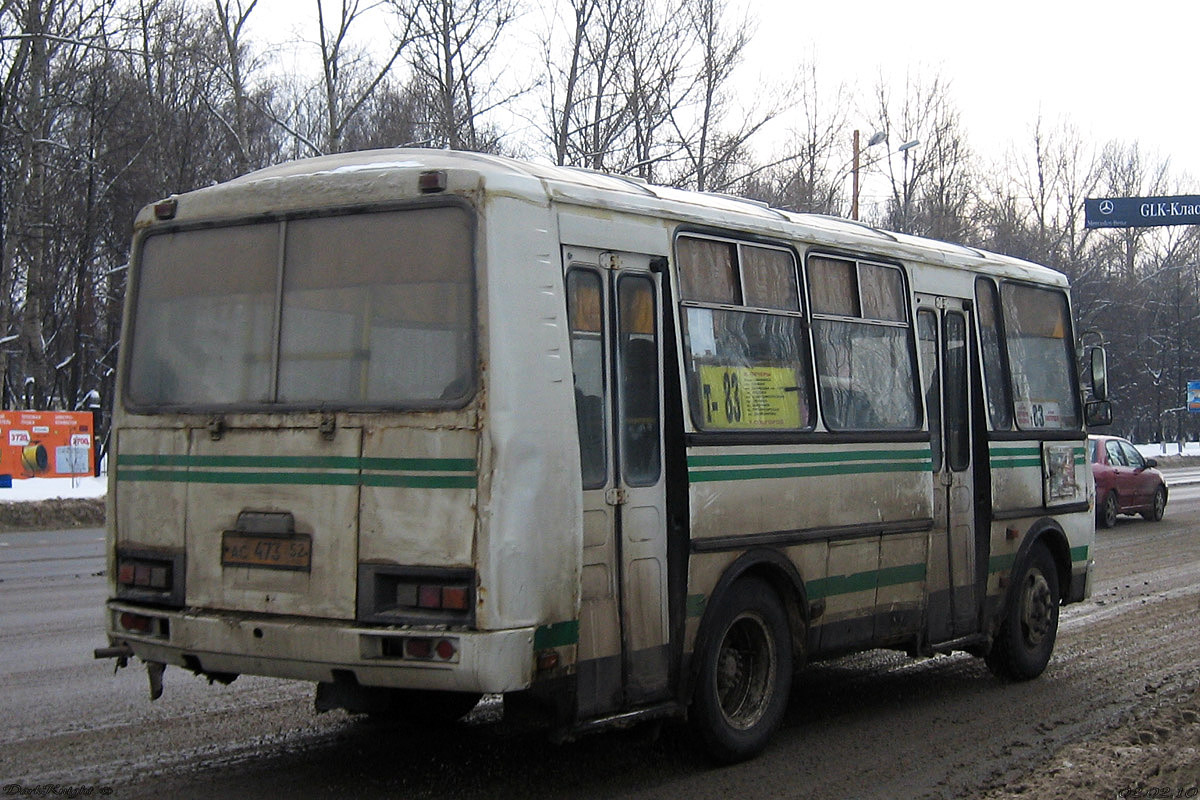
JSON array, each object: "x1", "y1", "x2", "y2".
[
  {"x1": 398, "y1": 0, "x2": 519, "y2": 152},
  {"x1": 539, "y1": 0, "x2": 595, "y2": 165},
  {"x1": 869, "y1": 70, "x2": 973, "y2": 239},
  {"x1": 537, "y1": 0, "x2": 634, "y2": 170},
  {"x1": 268, "y1": 0, "x2": 415, "y2": 156},
  {"x1": 1, "y1": 0, "x2": 105, "y2": 409},
  {"x1": 211, "y1": 0, "x2": 260, "y2": 173},
  {"x1": 736, "y1": 61, "x2": 848, "y2": 214}
]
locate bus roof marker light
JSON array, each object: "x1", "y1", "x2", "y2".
[
  {"x1": 153, "y1": 198, "x2": 177, "y2": 220},
  {"x1": 418, "y1": 170, "x2": 447, "y2": 193}
]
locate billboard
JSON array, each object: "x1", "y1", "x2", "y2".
[
  {"x1": 1085, "y1": 196, "x2": 1200, "y2": 229},
  {"x1": 0, "y1": 410, "x2": 95, "y2": 479},
  {"x1": 1189, "y1": 381, "x2": 1200, "y2": 414}
]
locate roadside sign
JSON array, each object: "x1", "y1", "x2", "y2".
[
  {"x1": 1189, "y1": 381, "x2": 1200, "y2": 413},
  {"x1": 0, "y1": 410, "x2": 95, "y2": 478},
  {"x1": 1086, "y1": 196, "x2": 1200, "y2": 229}
]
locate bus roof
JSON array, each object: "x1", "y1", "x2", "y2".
[{"x1": 145, "y1": 148, "x2": 1067, "y2": 288}]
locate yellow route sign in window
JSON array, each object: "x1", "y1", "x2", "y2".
[{"x1": 697, "y1": 365, "x2": 805, "y2": 429}]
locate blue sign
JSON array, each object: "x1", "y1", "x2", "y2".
[
  {"x1": 1189, "y1": 381, "x2": 1200, "y2": 414},
  {"x1": 1085, "y1": 196, "x2": 1200, "y2": 229}
]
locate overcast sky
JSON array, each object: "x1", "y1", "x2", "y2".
[
  {"x1": 746, "y1": 0, "x2": 1199, "y2": 186},
  {"x1": 251, "y1": 0, "x2": 1199, "y2": 193}
]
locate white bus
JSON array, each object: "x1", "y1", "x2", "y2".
[{"x1": 97, "y1": 149, "x2": 1109, "y2": 762}]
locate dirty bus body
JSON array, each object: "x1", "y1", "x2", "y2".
[{"x1": 100, "y1": 149, "x2": 1097, "y2": 762}]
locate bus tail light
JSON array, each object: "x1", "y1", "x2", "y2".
[
  {"x1": 117, "y1": 610, "x2": 169, "y2": 639},
  {"x1": 374, "y1": 635, "x2": 460, "y2": 663},
  {"x1": 115, "y1": 549, "x2": 185, "y2": 607},
  {"x1": 358, "y1": 565, "x2": 475, "y2": 625}
]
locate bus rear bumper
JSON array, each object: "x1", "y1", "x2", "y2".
[{"x1": 103, "y1": 601, "x2": 536, "y2": 693}]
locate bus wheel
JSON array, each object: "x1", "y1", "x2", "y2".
[
  {"x1": 368, "y1": 689, "x2": 482, "y2": 725},
  {"x1": 690, "y1": 577, "x2": 792, "y2": 763},
  {"x1": 986, "y1": 543, "x2": 1059, "y2": 681}
]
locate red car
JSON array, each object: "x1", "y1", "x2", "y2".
[{"x1": 1089, "y1": 435, "x2": 1168, "y2": 527}]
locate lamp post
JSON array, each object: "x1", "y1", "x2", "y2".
[{"x1": 851, "y1": 130, "x2": 886, "y2": 220}]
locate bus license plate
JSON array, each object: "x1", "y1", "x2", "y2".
[{"x1": 221, "y1": 532, "x2": 312, "y2": 571}]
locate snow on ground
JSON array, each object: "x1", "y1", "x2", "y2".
[
  {"x1": 1137, "y1": 441, "x2": 1200, "y2": 458},
  {"x1": 0, "y1": 473, "x2": 107, "y2": 503}
]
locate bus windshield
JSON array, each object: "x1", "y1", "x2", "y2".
[
  {"x1": 1001, "y1": 282, "x2": 1080, "y2": 430},
  {"x1": 126, "y1": 205, "x2": 475, "y2": 411}
]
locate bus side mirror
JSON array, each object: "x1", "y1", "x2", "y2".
[
  {"x1": 1090, "y1": 347, "x2": 1108, "y2": 402},
  {"x1": 1085, "y1": 401, "x2": 1113, "y2": 428}
]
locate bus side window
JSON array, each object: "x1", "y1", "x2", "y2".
[
  {"x1": 975, "y1": 278, "x2": 1013, "y2": 430},
  {"x1": 567, "y1": 269, "x2": 608, "y2": 489},
  {"x1": 917, "y1": 310, "x2": 942, "y2": 471},
  {"x1": 809, "y1": 255, "x2": 919, "y2": 431},
  {"x1": 618, "y1": 275, "x2": 661, "y2": 486}
]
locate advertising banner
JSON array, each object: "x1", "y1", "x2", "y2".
[
  {"x1": 1188, "y1": 381, "x2": 1200, "y2": 414},
  {"x1": 0, "y1": 410, "x2": 95, "y2": 479},
  {"x1": 1085, "y1": 196, "x2": 1200, "y2": 229}
]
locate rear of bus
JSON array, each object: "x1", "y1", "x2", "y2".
[{"x1": 99, "y1": 153, "x2": 577, "y2": 714}]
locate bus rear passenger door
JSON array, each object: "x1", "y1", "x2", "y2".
[{"x1": 566, "y1": 249, "x2": 670, "y2": 717}]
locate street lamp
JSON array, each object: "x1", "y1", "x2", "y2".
[
  {"x1": 851, "y1": 130, "x2": 885, "y2": 221},
  {"x1": 851, "y1": 132, "x2": 920, "y2": 221}
]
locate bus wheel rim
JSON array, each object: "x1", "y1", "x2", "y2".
[
  {"x1": 715, "y1": 612, "x2": 776, "y2": 730},
  {"x1": 1019, "y1": 569, "x2": 1053, "y2": 647}
]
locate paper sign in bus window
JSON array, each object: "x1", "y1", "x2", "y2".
[{"x1": 698, "y1": 365, "x2": 805, "y2": 429}]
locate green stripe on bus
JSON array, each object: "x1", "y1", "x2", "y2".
[
  {"x1": 362, "y1": 473, "x2": 477, "y2": 489},
  {"x1": 989, "y1": 445, "x2": 1041, "y2": 456},
  {"x1": 119, "y1": 468, "x2": 475, "y2": 490},
  {"x1": 989, "y1": 445, "x2": 1087, "y2": 469},
  {"x1": 989, "y1": 553, "x2": 1017, "y2": 574},
  {"x1": 118, "y1": 454, "x2": 475, "y2": 472},
  {"x1": 686, "y1": 594, "x2": 707, "y2": 618},
  {"x1": 689, "y1": 460, "x2": 930, "y2": 483},
  {"x1": 989, "y1": 457, "x2": 1043, "y2": 469},
  {"x1": 116, "y1": 453, "x2": 477, "y2": 490},
  {"x1": 688, "y1": 448, "x2": 930, "y2": 468},
  {"x1": 534, "y1": 620, "x2": 579, "y2": 649},
  {"x1": 361, "y1": 457, "x2": 476, "y2": 472},
  {"x1": 116, "y1": 469, "x2": 362, "y2": 486},
  {"x1": 117, "y1": 453, "x2": 361, "y2": 469},
  {"x1": 806, "y1": 562, "x2": 927, "y2": 600},
  {"x1": 991, "y1": 544, "x2": 1090, "y2": 574}
]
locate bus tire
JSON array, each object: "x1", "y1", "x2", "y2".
[
  {"x1": 690, "y1": 577, "x2": 792, "y2": 763},
  {"x1": 986, "y1": 542, "x2": 1059, "y2": 681}
]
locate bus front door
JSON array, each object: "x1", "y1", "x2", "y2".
[
  {"x1": 566, "y1": 249, "x2": 670, "y2": 718},
  {"x1": 918, "y1": 296, "x2": 981, "y2": 641}
]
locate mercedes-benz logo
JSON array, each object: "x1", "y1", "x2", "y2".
[{"x1": 1099, "y1": 200, "x2": 1114, "y2": 215}]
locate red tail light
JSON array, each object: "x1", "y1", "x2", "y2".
[
  {"x1": 119, "y1": 612, "x2": 153, "y2": 633},
  {"x1": 405, "y1": 638, "x2": 432, "y2": 659}
]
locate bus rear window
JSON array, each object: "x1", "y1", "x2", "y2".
[{"x1": 127, "y1": 206, "x2": 474, "y2": 410}]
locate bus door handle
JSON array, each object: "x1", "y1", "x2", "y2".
[{"x1": 606, "y1": 488, "x2": 628, "y2": 506}]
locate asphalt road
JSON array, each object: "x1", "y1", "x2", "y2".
[{"x1": 2, "y1": 471, "x2": 1199, "y2": 799}]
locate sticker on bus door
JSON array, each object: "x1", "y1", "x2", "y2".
[
  {"x1": 697, "y1": 365, "x2": 806, "y2": 429},
  {"x1": 1015, "y1": 400, "x2": 1062, "y2": 429}
]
